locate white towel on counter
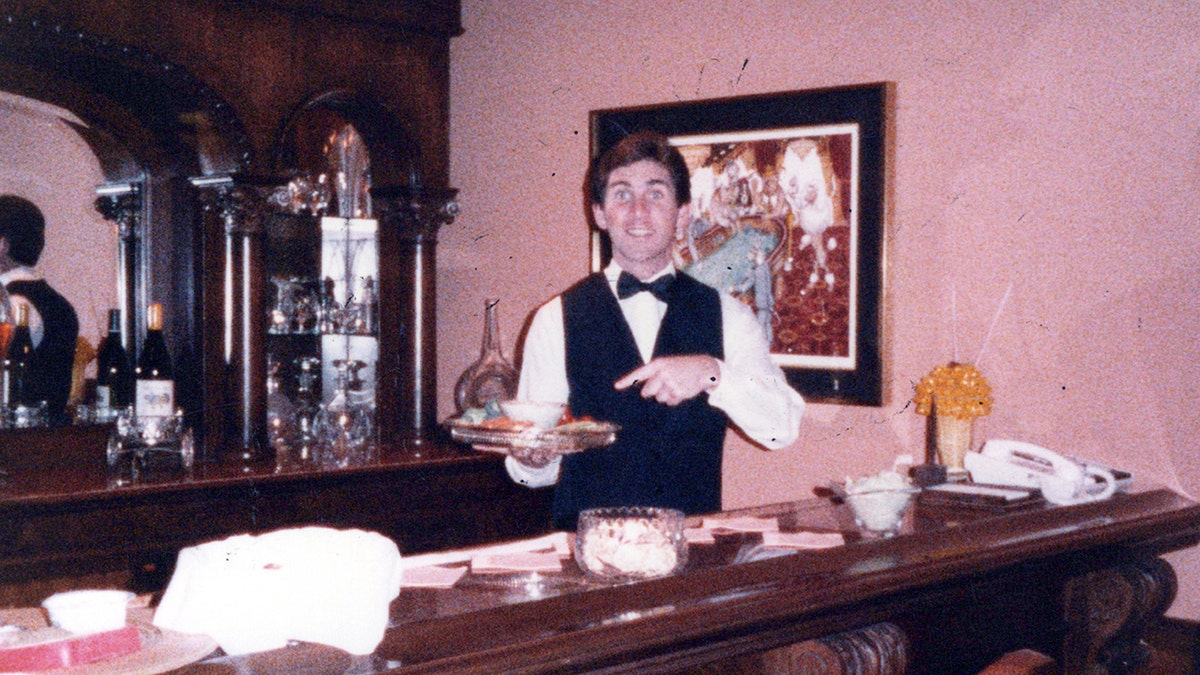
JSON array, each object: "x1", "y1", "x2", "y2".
[{"x1": 152, "y1": 526, "x2": 402, "y2": 656}]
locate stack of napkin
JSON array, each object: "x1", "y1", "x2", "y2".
[{"x1": 153, "y1": 526, "x2": 402, "y2": 656}]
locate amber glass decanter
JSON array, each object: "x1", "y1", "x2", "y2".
[{"x1": 454, "y1": 298, "x2": 519, "y2": 413}]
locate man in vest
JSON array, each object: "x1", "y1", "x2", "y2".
[
  {"x1": 507, "y1": 132, "x2": 805, "y2": 529},
  {"x1": 0, "y1": 195, "x2": 80, "y2": 424}
]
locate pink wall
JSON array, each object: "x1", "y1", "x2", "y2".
[
  {"x1": 445, "y1": 1, "x2": 1200, "y2": 616},
  {"x1": 0, "y1": 97, "x2": 118, "y2": 355}
]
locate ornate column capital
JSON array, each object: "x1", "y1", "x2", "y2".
[
  {"x1": 192, "y1": 176, "x2": 273, "y2": 236},
  {"x1": 93, "y1": 184, "x2": 143, "y2": 239},
  {"x1": 372, "y1": 185, "x2": 460, "y2": 241}
]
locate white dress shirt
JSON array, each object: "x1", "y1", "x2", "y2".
[{"x1": 506, "y1": 262, "x2": 805, "y2": 488}]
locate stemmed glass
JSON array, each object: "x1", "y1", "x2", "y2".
[
  {"x1": 292, "y1": 356, "x2": 324, "y2": 463},
  {"x1": 269, "y1": 278, "x2": 298, "y2": 334}
]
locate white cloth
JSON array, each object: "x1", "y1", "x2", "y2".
[
  {"x1": 506, "y1": 262, "x2": 805, "y2": 488},
  {"x1": 152, "y1": 526, "x2": 403, "y2": 656},
  {"x1": 0, "y1": 266, "x2": 45, "y2": 347}
]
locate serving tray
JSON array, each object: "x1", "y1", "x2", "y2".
[{"x1": 446, "y1": 419, "x2": 620, "y2": 456}]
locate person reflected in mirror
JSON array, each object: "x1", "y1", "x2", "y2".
[
  {"x1": 505, "y1": 132, "x2": 805, "y2": 530},
  {"x1": 0, "y1": 195, "x2": 80, "y2": 424}
]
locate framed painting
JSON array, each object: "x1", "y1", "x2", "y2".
[{"x1": 590, "y1": 83, "x2": 890, "y2": 406}]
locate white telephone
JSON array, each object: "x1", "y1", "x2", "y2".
[{"x1": 964, "y1": 440, "x2": 1120, "y2": 506}]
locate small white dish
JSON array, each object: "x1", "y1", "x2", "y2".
[
  {"x1": 42, "y1": 589, "x2": 134, "y2": 634},
  {"x1": 500, "y1": 400, "x2": 566, "y2": 429}
]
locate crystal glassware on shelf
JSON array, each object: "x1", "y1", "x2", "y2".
[
  {"x1": 268, "y1": 277, "x2": 298, "y2": 334},
  {"x1": 292, "y1": 356, "x2": 324, "y2": 463},
  {"x1": 316, "y1": 277, "x2": 341, "y2": 335},
  {"x1": 314, "y1": 359, "x2": 374, "y2": 469},
  {"x1": 292, "y1": 279, "x2": 318, "y2": 334},
  {"x1": 351, "y1": 276, "x2": 377, "y2": 336},
  {"x1": 266, "y1": 354, "x2": 298, "y2": 463},
  {"x1": 454, "y1": 298, "x2": 519, "y2": 413},
  {"x1": 106, "y1": 407, "x2": 194, "y2": 483}
]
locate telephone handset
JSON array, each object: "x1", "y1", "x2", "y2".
[{"x1": 964, "y1": 439, "x2": 1119, "y2": 506}]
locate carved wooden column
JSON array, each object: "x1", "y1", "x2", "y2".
[
  {"x1": 94, "y1": 184, "x2": 142, "y2": 350},
  {"x1": 194, "y1": 177, "x2": 269, "y2": 462},
  {"x1": 373, "y1": 185, "x2": 459, "y2": 451},
  {"x1": 1062, "y1": 556, "x2": 1177, "y2": 674},
  {"x1": 759, "y1": 622, "x2": 909, "y2": 675}
]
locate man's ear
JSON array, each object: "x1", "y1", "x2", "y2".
[{"x1": 591, "y1": 204, "x2": 608, "y2": 231}]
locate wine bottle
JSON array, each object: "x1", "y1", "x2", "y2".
[
  {"x1": 5, "y1": 303, "x2": 35, "y2": 408},
  {"x1": 0, "y1": 284, "x2": 12, "y2": 409},
  {"x1": 135, "y1": 303, "x2": 175, "y2": 419},
  {"x1": 95, "y1": 309, "x2": 133, "y2": 420}
]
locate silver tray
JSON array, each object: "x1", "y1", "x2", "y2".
[{"x1": 446, "y1": 419, "x2": 620, "y2": 455}]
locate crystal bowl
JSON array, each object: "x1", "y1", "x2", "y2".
[
  {"x1": 575, "y1": 506, "x2": 688, "y2": 582},
  {"x1": 844, "y1": 489, "x2": 919, "y2": 536}
]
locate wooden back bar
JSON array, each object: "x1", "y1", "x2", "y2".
[{"x1": 0, "y1": 441, "x2": 555, "y2": 606}]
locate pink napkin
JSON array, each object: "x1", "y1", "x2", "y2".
[
  {"x1": 701, "y1": 516, "x2": 780, "y2": 533},
  {"x1": 402, "y1": 565, "x2": 468, "y2": 588},
  {"x1": 470, "y1": 551, "x2": 564, "y2": 574},
  {"x1": 684, "y1": 528, "x2": 716, "y2": 545},
  {"x1": 760, "y1": 531, "x2": 845, "y2": 549}
]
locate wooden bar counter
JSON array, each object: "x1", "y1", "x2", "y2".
[{"x1": 161, "y1": 485, "x2": 1200, "y2": 674}]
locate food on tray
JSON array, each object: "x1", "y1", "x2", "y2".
[
  {"x1": 453, "y1": 403, "x2": 601, "y2": 433},
  {"x1": 447, "y1": 404, "x2": 618, "y2": 456}
]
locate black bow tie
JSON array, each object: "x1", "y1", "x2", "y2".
[{"x1": 617, "y1": 271, "x2": 675, "y2": 302}]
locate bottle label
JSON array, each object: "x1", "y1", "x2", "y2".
[{"x1": 136, "y1": 379, "x2": 175, "y2": 418}]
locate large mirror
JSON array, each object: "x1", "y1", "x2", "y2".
[
  {"x1": 0, "y1": 92, "x2": 116, "y2": 360},
  {"x1": 0, "y1": 16, "x2": 249, "y2": 452}
]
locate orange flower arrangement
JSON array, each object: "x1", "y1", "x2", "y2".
[{"x1": 913, "y1": 362, "x2": 992, "y2": 420}]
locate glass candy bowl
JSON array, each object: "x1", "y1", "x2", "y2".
[{"x1": 575, "y1": 507, "x2": 688, "y2": 583}]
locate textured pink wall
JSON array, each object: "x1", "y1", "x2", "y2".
[
  {"x1": 445, "y1": 1, "x2": 1200, "y2": 615},
  {"x1": 0, "y1": 98, "x2": 118, "y2": 352}
]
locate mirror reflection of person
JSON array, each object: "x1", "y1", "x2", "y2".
[
  {"x1": 506, "y1": 132, "x2": 805, "y2": 530},
  {"x1": 0, "y1": 195, "x2": 80, "y2": 423}
]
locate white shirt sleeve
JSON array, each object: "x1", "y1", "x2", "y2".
[
  {"x1": 706, "y1": 293, "x2": 805, "y2": 450},
  {"x1": 504, "y1": 298, "x2": 566, "y2": 488}
]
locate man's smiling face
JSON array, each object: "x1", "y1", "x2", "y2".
[{"x1": 592, "y1": 159, "x2": 690, "y2": 279}]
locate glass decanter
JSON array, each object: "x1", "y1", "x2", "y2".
[
  {"x1": 453, "y1": 298, "x2": 519, "y2": 413},
  {"x1": 315, "y1": 358, "x2": 374, "y2": 469}
]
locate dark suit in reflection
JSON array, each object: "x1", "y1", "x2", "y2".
[{"x1": 6, "y1": 278, "x2": 79, "y2": 423}]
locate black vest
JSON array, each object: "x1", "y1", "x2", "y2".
[
  {"x1": 6, "y1": 279, "x2": 79, "y2": 422},
  {"x1": 557, "y1": 272, "x2": 728, "y2": 529}
]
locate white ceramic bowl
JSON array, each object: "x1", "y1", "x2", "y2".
[
  {"x1": 575, "y1": 506, "x2": 688, "y2": 582},
  {"x1": 500, "y1": 400, "x2": 566, "y2": 429},
  {"x1": 42, "y1": 589, "x2": 134, "y2": 634}
]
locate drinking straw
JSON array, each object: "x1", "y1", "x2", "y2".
[{"x1": 975, "y1": 281, "x2": 1013, "y2": 369}]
